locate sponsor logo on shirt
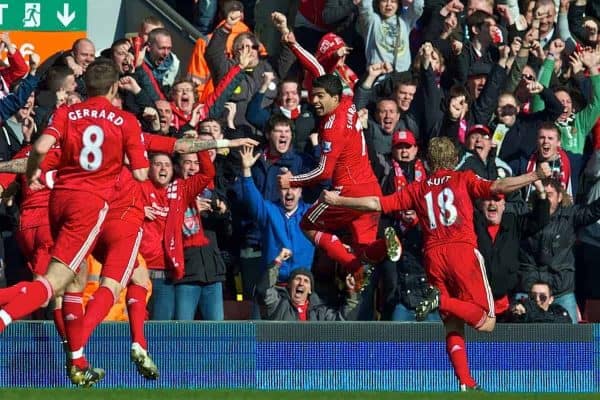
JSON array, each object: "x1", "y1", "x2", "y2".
[{"x1": 322, "y1": 141, "x2": 332, "y2": 153}]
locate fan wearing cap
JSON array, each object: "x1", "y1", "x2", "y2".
[
  {"x1": 473, "y1": 179, "x2": 549, "y2": 321},
  {"x1": 375, "y1": 129, "x2": 434, "y2": 322},
  {"x1": 457, "y1": 124, "x2": 512, "y2": 180},
  {"x1": 255, "y1": 248, "x2": 360, "y2": 321}
]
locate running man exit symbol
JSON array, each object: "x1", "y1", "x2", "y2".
[{"x1": 23, "y1": 3, "x2": 41, "y2": 28}]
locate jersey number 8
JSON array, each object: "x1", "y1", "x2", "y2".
[{"x1": 79, "y1": 125, "x2": 104, "y2": 171}]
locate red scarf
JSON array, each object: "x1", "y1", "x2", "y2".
[
  {"x1": 296, "y1": 302, "x2": 309, "y2": 321},
  {"x1": 142, "y1": 63, "x2": 166, "y2": 100},
  {"x1": 393, "y1": 159, "x2": 426, "y2": 231},
  {"x1": 393, "y1": 158, "x2": 426, "y2": 192},
  {"x1": 526, "y1": 149, "x2": 571, "y2": 194},
  {"x1": 163, "y1": 151, "x2": 215, "y2": 280}
]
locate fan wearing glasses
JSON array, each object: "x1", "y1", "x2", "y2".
[{"x1": 508, "y1": 281, "x2": 571, "y2": 323}]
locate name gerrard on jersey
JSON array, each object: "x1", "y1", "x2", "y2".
[{"x1": 68, "y1": 108, "x2": 125, "y2": 126}]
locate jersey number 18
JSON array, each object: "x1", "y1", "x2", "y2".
[{"x1": 424, "y1": 188, "x2": 457, "y2": 229}]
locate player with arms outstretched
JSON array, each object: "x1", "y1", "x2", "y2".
[{"x1": 321, "y1": 137, "x2": 551, "y2": 391}]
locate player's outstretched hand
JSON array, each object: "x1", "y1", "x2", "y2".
[
  {"x1": 28, "y1": 168, "x2": 44, "y2": 191},
  {"x1": 319, "y1": 189, "x2": 340, "y2": 206},
  {"x1": 536, "y1": 162, "x2": 552, "y2": 179}
]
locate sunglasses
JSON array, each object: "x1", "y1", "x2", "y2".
[{"x1": 529, "y1": 292, "x2": 548, "y2": 303}]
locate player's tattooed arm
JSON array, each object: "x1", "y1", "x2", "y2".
[
  {"x1": 174, "y1": 138, "x2": 259, "y2": 153},
  {"x1": 0, "y1": 158, "x2": 27, "y2": 174}
]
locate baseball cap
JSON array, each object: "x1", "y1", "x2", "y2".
[
  {"x1": 467, "y1": 124, "x2": 491, "y2": 138},
  {"x1": 392, "y1": 130, "x2": 417, "y2": 147}
]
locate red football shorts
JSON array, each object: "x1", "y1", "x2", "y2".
[
  {"x1": 300, "y1": 182, "x2": 381, "y2": 246},
  {"x1": 49, "y1": 190, "x2": 108, "y2": 273},
  {"x1": 16, "y1": 224, "x2": 53, "y2": 276},
  {"x1": 92, "y1": 217, "x2": 143, "y2": 287},
  {"x1": 423, "y1": 243, "x2": 495, "y2": 317}
]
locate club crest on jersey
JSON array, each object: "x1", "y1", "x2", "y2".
[{"x1": 322, "y1": 141, "x2": 332, "y2": 153}]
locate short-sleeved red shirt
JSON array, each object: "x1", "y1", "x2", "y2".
[
  {"x1": 380, "y1": 169, "x2": 494, "y2": 250},
  {"x1": 43, "y1": 97, "x2": 148, "y2": 200}
]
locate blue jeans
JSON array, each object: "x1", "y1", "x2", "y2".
[
  {"x1": 195, "y1": 0, "x2": 218, "y2": 35},
  {"x1": 149, "y1": 278, "x2": 224, "y2": 321},
  {"x1": 149, "y1": 277, "x2": 175, "y2": 320},
  {"x1": 553, "y1": 292, "x2": 578, "y2": 324},
  {"x1": 391, "y1": 302, "x2": 442, "y2": 322},
  {"x1": 174, "y1": 282, "x2": 224, "y2": 321}
]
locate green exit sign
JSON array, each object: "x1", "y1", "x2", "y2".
[{"x1": 0, "y1": 0, "x2": 86, "y2": 31}]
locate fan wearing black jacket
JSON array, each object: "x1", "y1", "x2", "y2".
[{"x1": 474, "y1": 179, "x2": 549, "y2": 319}]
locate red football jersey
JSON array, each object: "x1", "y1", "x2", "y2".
[
  {"x1": 380, "y1": 169, "x2": 494, "y2": 250},
  {"x1": 43, "y1": 97, "x2": 148, "y2": 200},
  {"x1": 290, "y1": 97, "x2": 377, "y2": 188},
  {"x1": 17, "y1": 145, "x2": 61, "y2": 213}
]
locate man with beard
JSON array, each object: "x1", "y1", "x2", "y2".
[{"x1": 255, "y1": 248, "x2": 359, "y2": 321}]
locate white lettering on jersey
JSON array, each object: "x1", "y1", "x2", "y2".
[
  {"x1": 68, "y1": 108, "x2": 124, "y2": 126},
  {"x1": 426, "y1": 176, "x2": 451, "y2": 186}
]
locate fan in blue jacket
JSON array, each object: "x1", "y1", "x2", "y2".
[{"x1": 239, "y1": 144, "x2": 315, "y2": 283}]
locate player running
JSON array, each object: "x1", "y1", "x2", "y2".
[{"x1": 320, "y1": 137, "x2": 552, "y2": 391}]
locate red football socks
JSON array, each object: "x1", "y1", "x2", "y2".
[
  {"x1": 53, "y1": 307, "x2": 67, "y2": 342},
  {"x1": 63, "y1": 291, "x2": 88, "y2": 368},
  {"x1": 81, "y1": 286, "x2": 115, "y2": 344},
  {"x1": 0, "y1": 281, "x2": 27, "y2": 306},
  {"x1": 0, "y1": 278, "x2": 53, "y2": 332},
  {"x1": 439, "y1": 295, "x2": 487, "y2": 328},
  {"x1": 314, "y1": 232, "x2": 356, "y2": 267},
  {"x1": 446, "y1": 331, "x2": 477, "y2": 387},
  {"x1": 126, "y1": 283, "x2": 148, "y2": 349}
]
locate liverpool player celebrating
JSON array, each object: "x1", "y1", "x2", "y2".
[
  {"x1": 0, "y1": 59, "x2": 149, "y2": 384},
  {"x1": 321, "y1": 137, "x2": 552, "y2": 391},
  {"x1": 278, "y1": 74, "x2": 400, "y2": 284}
]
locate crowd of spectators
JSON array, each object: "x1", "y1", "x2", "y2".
[{"x1": 0, "y1": 0, "x2": 599, "y2": 324}]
